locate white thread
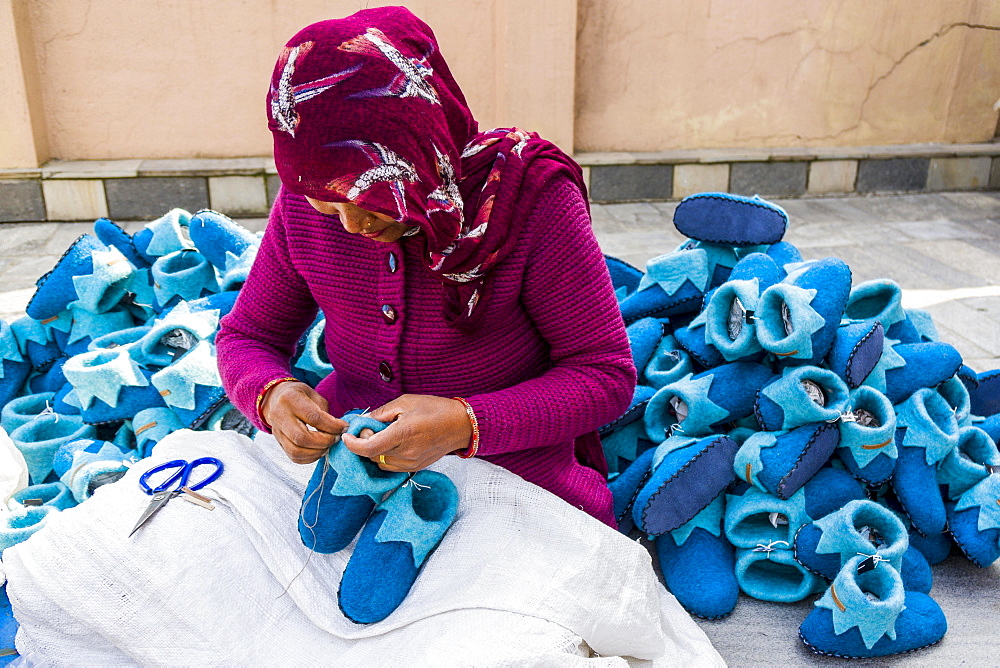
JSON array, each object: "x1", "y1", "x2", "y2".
[
  {"x1": 403, "y1": 478, "x2": 431, "y2": 491},
  {"x1": 754, "y1": 539, "x2": 789, "y2": 558},
  {"x1": 277, "y1": 458, "x2": 329, "y2": 598},
  {"x1": 33, "y1": 400, "x2": 58, "y2": 423},
  {"x1": 856, "y1": 552, "x2": 889, "y2": 566}
]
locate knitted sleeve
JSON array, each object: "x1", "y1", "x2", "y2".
[
  {"x1": 465, "y1": 177, "x2": 636, "y2": 456},
  {"x1": 215, "y1": 191, "x2": 321, "y2": 431}
]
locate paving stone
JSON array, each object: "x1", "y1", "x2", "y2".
[
  {"x1": 105, "y1": 177, "x2": 208, "y2": 221},
  {"x1": 0, "y1": 222, "x2": 55, "y2": 255},
  {"x1": 209, "y1": 176, "x2": 268, "y2": 216},
  {"x1": 856, "y1": 158, "x2": 929, "y2": 193},
  {"x1": 0, "y1": 180, "x2": 45, "y2": 222},
  {"x1": 672, "y1": 164, "x2": 729, "y2": 199},
  {"x1": 884, "y1": 219, "x2": 986, "y2": 241},
  {"x1": 807, "y1": 160, "x2": 857, "y2": 194},
  {"x1": 927, "y1": 157, "x2": 992, "y2": 190},
  {"x1": 905, "y1": 239, "x2": 1000, "y2": 286},
  {"x1": 925, "y1": 301, "x2": 1000, "y2": 356},
  {"x1": 41, "y1": 179, "x2": 108, "y2": 221},
  {"x1": 589, "y1": 165, "x2": 672, "y2": 202},
  {"x1": 266, "y1": 174, "x2": 282, "y2": 207},
  {"x1": 729, "y1": 162, "x2": 807, "y2": 197}
]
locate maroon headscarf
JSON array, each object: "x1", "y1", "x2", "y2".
[{"x1": 267, "y1": 6, "x2": 586, "y2": 329}]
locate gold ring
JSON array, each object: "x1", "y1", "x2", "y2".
[{"x1": 379, "y1": 454, "x2": 386, "y2": 465}]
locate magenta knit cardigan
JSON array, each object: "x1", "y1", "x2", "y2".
[{"x1": 215, "y1": 175, "x2": 636, "y2": 525}]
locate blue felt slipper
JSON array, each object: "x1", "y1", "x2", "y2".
[
  {"x1": 10, "y1": 316, "x2": 65, "y2": 371},
  {"x1": 131, "y1": 208, "x2": 192, "y2": 265},
  {"x1": 644, "y1": 362, "x2": 775, "y2": 442},
  {"x1": 607, "y1": 446, "x2": 655, "y2": 527},
  {"x1": 825, "y1": 320, "x2": 884, "y2": 389},
  {"x1": 601, "y1": 419, "x2": 655, "y2": 482},
  {"x1": 61, "y1": 306, "x2": 136, "y2": 358},
  {"x1": 700, "y1": 277, "x2": 771, "y2": 363},
  {"x1": 908, "y1": 528, "x2": 953, "y2": 566},
  {"x1": 131, "y1": 407, "x2": 186, "y2": 458},
  {"x1": 936, "y1": 426, "x2": 1000, "y2": 501},
  {"x1": 632, "y1": 433, "x2": 739, "y2": 535},
  {"x1": 604, "y1": 255, "x2": 644, "y2": 300},
  {"x1": 87, "y1": 325, "x2": 151, "y2": 358},
  {"x1": 599, "y1": 384, "x2": 656, "y2": 437},
  {"x1": 724, "y1": 467, "x2": 864, "y2": 549},
  {"x1": 0, "y1": 505, "x2": 57, "y2": 552},
  {"x1": 642, "y1": 335, "x2": 694, "y2": 389},
  {"x1": 52, "y1": 437, "x2": 135, "y2": 503},
  {"x1": 9, "y1": 413, "x2": 96, "y2": 484},
  {"x1": 792, "y1": 500, "x2": 926, "y2": 590},
  {"x1": 754, "y1": 365, "x2": 851, "y2": 431},
  {"x1": 0, "y1": 320, "x2": 30, "y2": 409},
  {"x1": 338, "y1": 469, "x2": 459, "y2": 624},
  {"x1": 800, "y1": 556, "x2": 946, "y2": 658},
  {"x1": 93, "y1": 216, "x2": 150, "y2": 269},
  {"x1": 947, "y1": 474, "x2": 1000, "y2": 567},
  {"x1": 619, "y1": 247, "x2": 712, "y2": 323},
  {"x1": 299, "y1": 414, "x2": 407, "y2": 554},
  {"x1": 626, "y1": 318, "x2": 666, "y2": 374},
  {"x1": 1, "y1": 392, "x2": 56, "y2": 434},
  {"x1": 150, "y1": 340, "x2": 227, "y2": 428},
  {"x1": 735, "y1": 422, "x2": 841, "y2": 499},
  {"x1": 188, "y1": 210, "x2": 260, "y2": 290},
  {"x1": 835, "y1": 386, "x2": 897, "y2": 485},
  {"x1": 891, "y1": 388, "x2": 959, "y2": 536},
  {"x1": 150, "y1": 249, "x2": 220, "y2": 312},
  {"x1": 843, "y1": 279, "x2": 921, "y2": 344},
  {"x1": 654, "y1": 494, "x2": 738, "y2": 619},
  {"x1": 936, "y1": 375, "x2": 972, "y2": 427},
  {"x1": 292, "y1": 317, "x2": 334, "y2": 388},
  {"x1": 764, "y1": 241, "x2": 803, "y2": 276},
  {"x1": 755, "y1": 257, "x2": 852, "y2": 365},
  {"x1": 671, "y1": 322, "x2": 726, "y2": 370},
  {"x1": 880, "y1": 342, "x2": 963, "y2": 405},
  {"x1": 10, "y1": 481, "x2": 76, "y2": 511},
  {"x1": 135, "y1": 300, "x2": 222, "y2": 367},
  {"x1": 968, "y1": 369, "x2": 1000, "y2": 418},
  {"x1": 63, "y1": 348, "x2": 165, "y2": 424},
  {"x1": 26, "y1": 235, "x2": 135, "y2": 321},
  {"x1": 673, "y1": 192, "x2": 788, "y2": 246},
  {"x1": 734, "y1": 544, "x2": 825, "y2": 603}
]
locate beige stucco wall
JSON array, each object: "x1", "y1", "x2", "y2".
[
  {"x1": 5, "y1": 0, "x2": 575, "y2": 166},
  {"x1": 575, "y1": 0, "x2": 1000, "y2": 151},
  {"x1": 1, "y1": 0, "x2": 998, "y2": 167}
]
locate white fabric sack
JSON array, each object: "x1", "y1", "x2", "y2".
[
  {"x1": 0, "y1": 427, "x2": 29, "y2": 512},
  {"x1": 3, "y1": 430, "x2": 723, "y2": 666}
]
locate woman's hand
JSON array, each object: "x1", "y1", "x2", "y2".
[
  {"x1": 341, "y1": 394, "x2": 473, "y2": 472},
  {"x1": 260, "y1": 380, "x2": 349, "y2": 465}
]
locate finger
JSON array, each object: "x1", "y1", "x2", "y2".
[
  {"x1": 291, "y1": 399, "x2": 348, "y2": 435},
  {"x1": 342, "y1": 424, "x2": 403, "y2": 458},
  {"x1": 369, "y1": 452, "x2": 414, "y2": 473},
  {"x1": 276, "y1": 421, "x2": 339, "y2": 452},
  {"x1": 358, "y1": 428, "x2": 375, "y2": 439},
  {"x1": 277, "y1": 437, "x2": 328, "y2": 465},
  {"x1": 366, "y1": 396, "x2": 411, "y2": 423}
]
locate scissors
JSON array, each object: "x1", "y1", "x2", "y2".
[{"x1": 129, "y1": 457, "x2": 224, "y2": 537}]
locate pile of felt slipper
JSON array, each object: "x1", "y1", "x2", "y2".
[
  {"x1": 602, "y1": 192, "x2": 1000, "y2": 659},
  {"x1": 0, "y1": 208, "x2": 337, "y2": 557}
]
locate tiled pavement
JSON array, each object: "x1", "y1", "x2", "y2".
[{"x1": 1, "y1": 191, "x2": 999, "y2": 665}]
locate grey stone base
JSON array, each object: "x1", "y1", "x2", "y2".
[{"x1": 2, "y1": 143, "x2": 999, "y2": 220}]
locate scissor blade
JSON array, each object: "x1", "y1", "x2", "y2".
[{"x1": 128, "y1": 490, "x2": 175, "y2": 537}]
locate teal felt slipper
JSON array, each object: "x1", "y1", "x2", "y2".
[
  {"x1": 836, "y1": 386, "x2": 897, "y2": 484},
  {"x1": 0, "y1": 392, "x2": 56, "y2": 434},
  {"x1": 292, "y1": 316, "x2": 333, "y2": 387},
  {"x1": 947, "y1": 474, "x2": 1000, "y2": 567},
  {"x1": 338, "y1": 469, "x2": 459, "y2": 624},
  {"x1": 0, "y1": 320, "x2": 31, "y2": 409},
  {"x1": 843, "y1": 279, "x2": 921, "y2": 344},
  {"x1": 936, "y1": 426, "x2": 1000, "y2": 501},
  {"x1": 936, "y1": 375, "x2": 971, "y2": 428},
  {"x1": 61, "y1": 306, "x2": 136, "y2": 358},
  {"x1": 52, "y1": 437, "x2": 135, "y2": 503},
  {"x1": 754, "y1": 365, "x2": 851, "y2": 431},
  {"x1": 734, "y1": 422, "x2": 841, "y2": 499},
  {"x1": 63, "y1": 348, "x2": 166, "y2": 424},
  {"x1": 0, "y1": 505, "x2": 57, "y2": 552},
  {"x1": 150, "y1": 340, "x2": 227, "y2": 428},
  {"x1": 135, "y1": 299, "x2": 223, "y2": 367},
  {"x1": 131, "y1": 208, "x2": 193, "y2": 265},
  {"x1": 642, "y1": 334, "x2": 694, "y2": 389},
  {"x1": 9, "y1": 413, "x2": 96, "y2": 484},
  {"x1": 150, "y1": 249, "x2": 221, "y2": 312},
  {"x1": 131, "y1": 406, "x2": 186, "y2": 458},
  {"x1": 800, "y1": 557, "x2": 946, "y2": 658},
  {"x1": 734, "y1": 544, "x2": 826, "y2": 603},
  {"x1": 10, "y1": 481, "x2": 76, "y2": 511}
]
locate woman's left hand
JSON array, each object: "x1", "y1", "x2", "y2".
[{"x1": 341, "y1": 394, "x2": 473, "y2": 472}]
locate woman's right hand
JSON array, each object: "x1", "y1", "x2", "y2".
[{"x1": 260, "y1": 381, "x2": 349, "y2": 465}]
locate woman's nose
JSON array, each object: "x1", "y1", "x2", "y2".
[{"x1": 339, "y1": 211, "x2": 368, "y2": 234}]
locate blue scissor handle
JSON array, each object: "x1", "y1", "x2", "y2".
[{"x1": 139, "y1": 457, "x2": 224, "y2": 495}]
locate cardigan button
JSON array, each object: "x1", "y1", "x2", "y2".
[
  {"x1": 378, "y1": 362, "x2": 393, "y2": 382},
  {"x1": 381, "y1": 304, "x2": 397, "y2": 324},
  {"x1": 387, "y1": 252, "x2": 398, "y2": 273}
]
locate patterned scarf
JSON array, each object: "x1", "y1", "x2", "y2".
[{"x1": 267, "y1": 6, "x2": 586, "y2": 330}]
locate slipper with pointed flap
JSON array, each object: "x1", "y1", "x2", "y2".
[
  {"x1": 843, "y1": 279, "x2": 921, "y2": 344},
  {"x1": 60, "y1": 306, "x2": 136, "y2": 358},
  {"x1": 632, "y1": 433, "x2": 739, "y2": 535},
  {"x1": 0, "y1": 505, "x2": 57, "y2": 552},
  {"x1": 63, "y1": 348, "x2": 166, "y2": 425},
  {"x1": 26, "y1": 235, "x2": 135, "y2": 321},
  {"x1": 599, "y1": 384, "x2": 656, "y2": 437},
  {"x1": 673, "y1": 192, "x2": 788, "y2": 246},
  {"x1": 734, "y1": 544, "x2": 826, "y2": 603},
  {"x1": 0, "y1": 320, "x2": 30, "y2": 409},
  {"x1": 150, "y1": 249, "x2": 220, "y2": 312},
  {"x1": 826, "y1": 320, "x2": 884, "y2": 390},
  {"x1": 10, "y1": 316, "x2": 65, "y2": 371},
  {"x1": 643, "y1": 335, "x2": 694, "y2": 389},
  {"x1": 755, "y1": 365, "x2": 851, "y2": 432},
  {"x1": 604, "y1": 254, "x2": 644, "y2": 299},
  {"x1": 132, "y1": 407, "x2": 185, "y2": 458},
  {"x1": 293, "y1": 316, "x2": 333, "y2": 388},
  {"x1": 836, "y1": 386, "x2": 897, "y2": 485},
  {"x1": 936, "y1": 426, "x2": 1000, "y2": 501},
  {"x1": 735, "y1": 422, "x2": 842, "y2": 499},
  {"x1": 881, "y1": 342, "x2": 963, "y2": 406},
  {"x1": 800, "y1": 556, "x2": 946, "y2": 658},
  {"x1": 626, "y1": 318, "x2": 666, "y2": 374},
  {"x1": 9, "y1": 413, "x2": 96, "y2": 484},
  {"x1": 150, "y1": 340, "x2": 227, "y2": 428},
  {"x1": 131, "y1": 208, "x2": 192, "y2": 265},
  {"x1": 644, "y1": 362, "x2": 775, "y2": 443},
  {"x1": 946, "y1": 474, "x2": 1000, "y2": 567},
  {"x1": 52, "y1": 437, "x2": 134, "y2": 503},
  {"x1": 765, "y1": 241, "x2": 803, "y2": 276},
  {"x1": 936, "y1": 376, "x2": 971, "y2": 428},
  {"x1": 891, "y1": 388, "x2": 959, "y2": 536},
  {"x1": 338, "y1": 469, "x2": 459, "y2": 624},
  {"x1": 671, "y1": 322, "x2": 726, "y2": 370},
  {"x1": 602, "y1": 419, "x2": 655, "y2": 482},
  {"x1": 299, "y1": 413, "x2": 407, "y2": 554},
  {"x1": 134, "y1": 299, "x2": 223, "y2": 368},
  {"x1": 10, "y1": 481, "x2": 76, "y2": 510},
  {"x1": 755, "y1": 257, "x2": 852, "y2": 366},
  {"x1": 93, "y1": 217, "x2": 150, "y2": 269},
  {"x1": 619, "y1": 244, "x2": 718, "y2": 323},
  {"x1": 654, "y1": 494, "x2": 738, "y2": 619},
  {"x1": 188, "y1": 210, "x2": 260, "y2": 291},
  {"x1": 1, "y1": 392, "x2": 56, "y2": 434}
]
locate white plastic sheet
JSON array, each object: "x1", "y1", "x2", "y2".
[
  {"x1": 0, "y1": 427, "x2": 29, "y2": 512},
  {"x1": 3, "y1": 430, "x2": 723, "y2": 666}
]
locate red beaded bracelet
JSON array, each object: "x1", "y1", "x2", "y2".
[
  {"x1": 452, "y1": 397, "x2": 480, "y2": 459},
  {"x1": 256, "y1": 376, "x2": 301, "y2": 430}
]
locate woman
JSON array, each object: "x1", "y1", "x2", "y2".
[{"x1": 215, "y1": 6, "x2": 635, "y2": 526}]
